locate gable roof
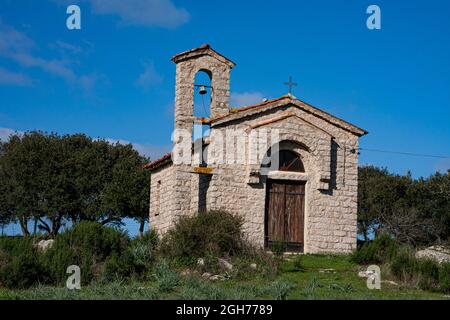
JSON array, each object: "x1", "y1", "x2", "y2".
[
  {"x1": 145, "y1": 95, "x2": 368, "y2": 171},
  {"x1": 209, "y1": 94, "x2": 368, "y2": 137},
  {"x1": 171, "y1": 44, "x2": 236, "y2": 68}
]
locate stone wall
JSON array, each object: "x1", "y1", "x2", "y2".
[
  {"x1": 149, "y1": 164, "x2": 177, "y2": 235},
  {"x1": 204, "y1": 105, "x2": 359, "y2": 253}
]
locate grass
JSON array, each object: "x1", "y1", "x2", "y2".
[{"x1": 0, "y1": 254, "x2": 448, "y2": 300}]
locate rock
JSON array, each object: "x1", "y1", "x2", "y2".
[
  {"x1": 382, "y1": 280, "x2": 398, "y2": 286},
  {"x1": 358, "y1": 270, "x2": 376, "y2": 278},
  {"x1": 318, "y1": 268, "x2": 335, "y2": 273},
  {"x1": 415, "y1": 246, "x2": 450, "y2": 264},
  {"x1": 209, "y1": 275, "x2": 226, "y2": 281},
  {"x1": 250, "y1": 263, "x2": 257, "y2": 270},
  {"x1": 36, "y1": 239, "x2": 54, "y2": 252},
  {"x1": 218, "y1": 258, "x2": 233, "y2": 271},
  {"x1": 197, "y1": 258, "x2": 205, "y2": 266},
  {"x1": 202, "y1": 272, "x2": 212, "y2": 279},
  {"x1": 180, "y1": 269, "x2": 192, "y2": 276}
]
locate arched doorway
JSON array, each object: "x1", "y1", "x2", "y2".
[{"x1": 264, "y1": 149, "x2": 306, "y2": 252}]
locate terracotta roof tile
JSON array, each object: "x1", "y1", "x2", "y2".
[{"x1": 143, "y1": 152, "x2": 172, "y2": 171}]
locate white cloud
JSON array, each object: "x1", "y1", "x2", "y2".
[
  {"x1": 0, "y1": 128, "x2": 23, "y2": 142},
  {"x1": 0, "y1": 67, "x2": 33, "y2": 86},
  {"x1": 0, "y1": 21, "x2": 102, "y2": 90},
  {"x1": 230, "y1": 92, "x2": 265, "y2": 107},
  {"x1": 52, "y1": 0, "x2": 190, "y2": 28},
  {"x1": 136, "y1": 61, "x2": 162, "y2": 88}
]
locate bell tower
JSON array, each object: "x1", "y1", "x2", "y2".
[{"x1": 171, "y1": 44, "x2": 235, "y2": 132}]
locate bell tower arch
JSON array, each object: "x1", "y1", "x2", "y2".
[{"x1": 171, "y1": 44, "x2": 235, "y2": 133}]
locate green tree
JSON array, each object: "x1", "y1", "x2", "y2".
[
  {"x1": 102, "y1": 147, "x2": 150, "y2": 237},
  {"x1": 358, "y1": 166, "x2": 449, "y2": 245},
  {"x1": 0, "y1": 131, "x2": 150, "y2": 237}
]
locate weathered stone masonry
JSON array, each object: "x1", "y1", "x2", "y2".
[{"x1": 145, "y1": 44, "x2": 367, "y2": 254}]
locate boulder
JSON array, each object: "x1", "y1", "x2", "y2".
[
  {"x1": 415, "y1": 246, "x2": 450, "y2": 264},
  {"x1": 218, "y1": 258, "x2": 233, "y2": 271},
  {"x1": 209, "y1": 275, "x2": 226, "y2": 281},
  {"x1": 36, "y1": 239, "x2": 54, "y2": 252},
  {"x1": 197, "y1": 258, "x2": 205, "y2": 266}
]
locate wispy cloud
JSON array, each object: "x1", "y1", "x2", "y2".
[
  {"x1": 0, "y1": 21, "x2": 103, "y2": 91},
  {"x1": 52, "y1": 0, "x2": 190, "y2": 28},
  {"x1": 0, "y1": 67, "x2": 33, "y2": 86},
  {"x1": 136, "y1": 61, "x2": 162, "y2": 89},
  {"x1": 231, "y1": 92, "x2": 265, "y2": 107}
]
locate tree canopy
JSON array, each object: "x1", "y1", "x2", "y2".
[
  {"x1": 0, "y1": 131, "x2": 150, "y2": 237},
  {"x1": 358, "y1": 165, "x2": 449, "y2": 245}
]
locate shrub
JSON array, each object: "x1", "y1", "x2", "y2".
[
  {"x1": 159, "y1": 210, "x2": 246, "y2": 261},
  {"x1": 101, "y1": 251, "x2": 138, "y2": 282},
  {"x1": 271, "y1": 240, "x2": 287, "y2": 257},
  {"x1": 129, "y1": 230, "x2": 158, "y2": 267},
  {"x1": 0, "y1": 236, "x2": 35, "y2": 257},
  {"x1": 438, "y1": 263, "x2": 450, "y2": 293},
  {"x1": 351, "y1": 233, "x2": 398, "y2": 264},
  {"x1": 0, "y1": 246, "x2": 48, "y2": 289},
  {"x1": 415, "y1": 258, "x2": 440, "y2": 291},
  {"x1": 390, "y1": 247, "x2": 416, "y2": 281},
  {"x1": 43, "y1": 221, "x2": 129, "y2": 284},
  {"x1": 153, "y1": 259, "x2": 180, "y2": 293}
]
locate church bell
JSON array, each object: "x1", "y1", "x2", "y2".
[{"x1": 198, "y1": 85, "x2": 208, "y2": 95}]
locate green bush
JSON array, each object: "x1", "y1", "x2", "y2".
[
  {"x1": 153, "y1": 259, "x2": 180, "y2": 293},
  {"x1": 159, "y1": 210, "x2": 246, "y2": 261},
  {"x1": 0, "y1": 236, "x2": 51, "y2": 288},
  {"x1": 415, "y1": 258, "x2": 440, "y2": 291},
  {"x1": 390, "y1": 247, "x2": 416, "y2": 281},
  {"x1": 0, "y1": 236, "x2": 35, "y2": 257},
  {"x1": 43, "y1": 221, "x2": 129, "y2": 284},
  {"x1": 271, "y1": 240, "x2": 287, "y2": 257},
  {"x1": 438, "y1": 263, "x2": 450, "y2": 293},
  {"x1": 130, "y1": 230, "x2": 158, "y2": 267},
  {"x1": 351, "y1": 234, "x2": 398, "y2": 264},
  {"x1": 101, "y1": 250, "x2": 138, "y2": 282}
]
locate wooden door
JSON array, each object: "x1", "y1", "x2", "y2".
[{"x1": 266, "y1": 180, "x2": 305, "y2": 250}]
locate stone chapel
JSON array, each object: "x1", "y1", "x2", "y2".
[{"x1": 144, "y1": 44, "x2": 367, "y2": 253}]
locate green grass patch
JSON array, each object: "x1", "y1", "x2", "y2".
[{"x1": 1, "y1": 254, "x2": 447, "y2": 300}]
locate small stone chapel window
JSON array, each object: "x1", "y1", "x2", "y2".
[{"x1": 277, "y1": 150, "x2": 305, "y2": 172}]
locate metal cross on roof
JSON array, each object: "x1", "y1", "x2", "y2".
[{"x1": 284, "y1": 76, "x2": 297, "y2": 94}]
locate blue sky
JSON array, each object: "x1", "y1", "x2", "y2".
[{"x1": 0, "y1": 1, "x2": 449, "y2": 234}]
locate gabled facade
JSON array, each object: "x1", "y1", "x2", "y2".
[{"x1": 145, "y1": 45, "x2": 367, "y2": 253}]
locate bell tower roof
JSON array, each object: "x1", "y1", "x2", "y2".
[{"x1": 171, "y1": 44, "x2": 236, "y2": 68}]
